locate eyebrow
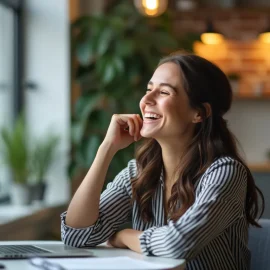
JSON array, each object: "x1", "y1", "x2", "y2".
[{"x1": 148, "y1": 81, "x2": 178, "y2": 93}]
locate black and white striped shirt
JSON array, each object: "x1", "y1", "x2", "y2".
[{"x1": 61, "y1": 157, "x2": 250, "y2": 270}]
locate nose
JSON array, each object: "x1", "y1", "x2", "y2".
[{"x1": 141, "y1": 90, "x2": 156, "y2": 106}]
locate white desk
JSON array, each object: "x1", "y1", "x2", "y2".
[{"x1": 0, "y1": 241, "x2": 186, "y2": 270}]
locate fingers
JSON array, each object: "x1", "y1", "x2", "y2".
[
  {"x1": 130, "y1": 114, "x2": 143, "y2": 141},
  {"x1": 106, "y1": 240, "x2": 110, "y2": 246},
  {"x1": 131, "y1": 115, "x2": 139, "y2": 141},
  {"x1": 114, "y1": 114, "x2": 143, "y2": 141},
  {"x1": 127, "y1": 118, "x2": 135, "y2": 138},
  {"x1": 136, "y1": 114, "x2": 143, "y2": 141},
  {"x1": 106, "y1": 240, "x2": 113, "y2": 247}
]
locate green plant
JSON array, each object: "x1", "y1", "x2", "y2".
[
  {"x1": 227, "y1": 72, "x2": 241, "y2": 81},
  {"x1": 1, "y1": 116, "x2": 30, "y2": 184},
  {"x1": 177, "y1": 32, "x2": 201, "y2": 53},
  {"x1": 30, "y1": 135, "x2": 60, "y2": 183},
  {"x1": 69, "y1": 0, "x2": 179, "y2": 182},
  {"x1": 267, "y1": 149, "x2": 270, "y2": 161}
]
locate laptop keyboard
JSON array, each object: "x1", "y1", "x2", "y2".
[{"x1": 0, "y1": 245, "x2": 51, "y2": 257}]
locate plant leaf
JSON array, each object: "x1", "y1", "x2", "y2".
[
  {"x1": 85, "y1": 135, "x2": 102, "y2": 166},
  {"x1": 74, "y1": 93, "x2": 103, "y2": 121}
]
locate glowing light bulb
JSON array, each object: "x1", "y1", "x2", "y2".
[
  {"x1": 134, "y1": 0, "x2": 168, "y2": 17},
  {"x1": 200, "y1": 33, "x2": 224, "y2": 45},
  {"x1": 143, "y1": 0, "x2": 159, "y2": 10},
  {"x1": 259, "y1": 32, "x2": 270, "y2": 44}
]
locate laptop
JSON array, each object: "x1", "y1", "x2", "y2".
[{"x1": 0, "y1": 243, "x2": 94, "y2": 259}]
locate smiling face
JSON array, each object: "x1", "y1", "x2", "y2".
[{"x1": 139, "y1": 62, "x2": 199, "y2": 141}]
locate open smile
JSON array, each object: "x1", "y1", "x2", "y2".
[{"x1": 143, "y1": 112, "x2": 162, "y2": 122}]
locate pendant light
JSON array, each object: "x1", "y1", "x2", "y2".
[
  {"x1": 133, "y1": 0, "x2": 168, "y2": 17},
  {"x1": 200, "y1": 20, "x2": 224, "y2": 45},
  {"x1": 258, "y1": 18, "x2": 270, "y2": 44}
]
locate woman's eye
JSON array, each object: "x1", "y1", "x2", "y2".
[
  {"x1": 146, "y1": 89, "x2": 151, "y2": 93},
  {"x1": 160, "y1": 91, "x2": 169, "y2": 95}
]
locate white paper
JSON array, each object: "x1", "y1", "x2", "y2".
[{"x1": 38, "y1": 256, "x2": 174, "y2": 269}]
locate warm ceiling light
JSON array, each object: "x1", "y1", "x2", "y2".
[
  {"x1": 259, "y1": 32, "x2": 270, "y2": 44},
  {"x1": 133, "y1": 0, "x2": 168, "y2": 17},
  {"x1": 201, "y1": 33, "x2": 224, "y2": 45},
  {"x1": 258, "y1": 20, "x2": 270, "y2": 44},
  {"x1": 200, "y1": 20, "x2": 224, "y2": 45},
  {"x1": 258, "y1": 17, "x2": 270, "y2": 44}
]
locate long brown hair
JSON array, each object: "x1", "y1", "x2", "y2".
[{"x1": 131, "y1": 53, "x2": 264, "y2": 227}]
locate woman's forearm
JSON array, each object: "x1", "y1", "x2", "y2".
[
  {"x1": 65, "y1": 142, "x2": 116, "y2": 228},
  {"x1": 108, "y1": 229, "x2": 143, "y2": 253},
  {"x1": 123, "y1": 229, "x2": 143, "y2": 253}
]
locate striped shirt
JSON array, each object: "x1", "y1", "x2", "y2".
[{"x1": 61, "y1": 157, "x2": 250, "y2": 270}]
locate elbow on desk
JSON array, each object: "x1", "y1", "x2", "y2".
[
  {"x1": 61, "y1": 235, "x2": 98, "y2": 248},
  {"x1": 61, "y1": 228, "x2": 106, "y2": 248}
]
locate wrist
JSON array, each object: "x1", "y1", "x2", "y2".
[{"x1": 99, "y1": 141, "x2": 118, "y2": 157}]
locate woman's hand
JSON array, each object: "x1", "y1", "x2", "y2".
[
  {"x1": 107, "y1": 229, "x2": 143, "y2": 253},
  {"x1": 107, "y1": 230, "x2": 127, "y2": 249},
  {"x1": 102, "y1": 114, "x2": 143, "y2": 153}
]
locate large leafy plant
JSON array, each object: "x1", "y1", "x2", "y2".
[{"x1": 70, "y1": 1, "x2": 178, "y2": 181}]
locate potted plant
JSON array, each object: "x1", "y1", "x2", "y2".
[
  {"x1": 267, "y1": 149, "x2": 270, "y2": 161},
  {"x1": 0, "y1": 116, "x2": 31, "y2": 205},
  {"x1": 29, "y1": 135, "x2": 60, "y2": 203},
  {"x1": 69, "y1": 0, "x2": 179, "y2": 187},
  {"x1": 227, "y1": 72, "x2": 241, "y2": 95}
]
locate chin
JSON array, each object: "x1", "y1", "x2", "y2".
[{"x1": 140, "y1": 129, "x2": 156, "y2": 139}]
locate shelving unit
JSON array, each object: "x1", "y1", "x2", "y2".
[
  {"x1": 233, "y1": 94, "x2": 270, "y2": 101},
  {"x1": 248, "y1": 163, "x2": 270, "y2": 173}
]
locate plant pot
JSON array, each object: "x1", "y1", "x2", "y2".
[
  {"x1": 29, "y1": 182, "x2": 47, "y2": 203},
  {"x1": 10, "y1": 183, "x2": 31, "y2": 205},
  {"x1": 229, "y1": 80, "x2": 239, "y2": 94}
]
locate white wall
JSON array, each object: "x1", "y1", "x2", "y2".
[
  {"x1": 24, "y1": 0, "x2": 70, "y2": 204},
  {"x1": 225, "y1": 100, "x2": 270, "y2": 163},
  {"x1": 0, "y1": 5, "x2": 14, "y2": 198}
]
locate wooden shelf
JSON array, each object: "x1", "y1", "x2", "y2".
[
  {"x1": 233, "y1": 95, "x2": 270, "y2": 101},
  {"x1": 248, "y1": 163, "x2": 270, "y2": 173}
]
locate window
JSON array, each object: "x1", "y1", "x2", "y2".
[{"x1": 0, "y1": 0, "x2": 23, "y2": 202}]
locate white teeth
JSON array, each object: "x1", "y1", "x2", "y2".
[{"x1": 144, "y1": 113, "x2": 162, "y2": 119}]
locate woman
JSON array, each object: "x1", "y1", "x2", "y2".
[{"x1": 61, "y1": 53, "x2": 264, "y2": 270}]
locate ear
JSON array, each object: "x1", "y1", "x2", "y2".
[{"x1": 192, "y1": 103, "x2": 212, "y2": 123}]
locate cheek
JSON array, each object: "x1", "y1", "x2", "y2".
[
  {"x1": 162, "y1": 100, "x2": 189, "y2": 120},
  {"x1": 160, "y1": 99, "x2": 175, "y2": 114}
]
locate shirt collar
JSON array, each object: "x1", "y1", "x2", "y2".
[{"x1": 160, "y1": 167, "x2": 164, "y2": 188}]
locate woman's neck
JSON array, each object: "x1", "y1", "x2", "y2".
[{"x1": 160, "y1": 140, "x2": 187, "y2": 186}]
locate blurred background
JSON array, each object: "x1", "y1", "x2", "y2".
[{"x1": 0, "y1": 0, "x2": 269, "y2": 240}]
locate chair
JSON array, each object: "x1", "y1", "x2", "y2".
[{"x1": 248, "y1": 219, "x2": 270, "y2": 270}]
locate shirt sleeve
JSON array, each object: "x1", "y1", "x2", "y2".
[
  {"x1": 139, "y1": 158, "x2": 247, "y2": 260},
  {"x1": 61, "y1": 160, "x2": 136, "y2": 247}
]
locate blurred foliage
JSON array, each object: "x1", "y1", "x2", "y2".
[
  {"x1": 30, "y1": 135, "x2": 60, "y2": 183},
  {"x1": 69, "y1": 0, "x2": 197, "y2": 183},
  {"x1": 227, "y1": 72, "x2": 241, "y2": 81},
  {"x1": 1, "y1": 114, "x2": 60, "y2": 185},
  {"x1": 0, "y1": 115, "x2": 30, "y2": 184}
]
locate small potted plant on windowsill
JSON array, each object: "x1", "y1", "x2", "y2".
[
  {"x1": 29, "y1": 135, "x2": 60, "y2": 204},
  {"x1": 227, "y1": 72, "x2": 241, "y2": 95},
  {"x1": 0, "y1": 116, "x2": 31, "y2": 205},
  {"x1": 267, "y1": 149, "x2": 270, "y2": 162}
]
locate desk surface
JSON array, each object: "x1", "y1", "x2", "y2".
[{"x1": 0, "y1": 241, "x2": 186, "y2": 270}]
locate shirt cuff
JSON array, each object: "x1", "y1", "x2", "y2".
[
  {"x1": 139, "y1": 226, "x2": 157, "y2": 255},
  {"x1": 60, "y1": 211, "x2": 102, "y2": 231}
]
